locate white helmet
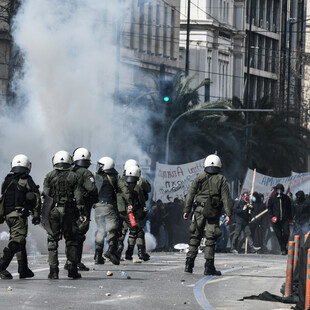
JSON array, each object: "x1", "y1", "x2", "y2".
[
  {"x1": 124, "y1": 159, "x2": 139, "y2": 171},
  {"x1": 97, "y1": 156, "x2": 116, "y2": 173},
  {"x1": 11, "y1": 154, "x2": 31, "y2": 173},
  {"x1": 72, "y1": 147, "x2": 91, "y2": 168},
  {"x1": 204, "y1": 154, "x2": 222, "y2": 173},
  {"x1": 125, "y1": 165, "x2": 140, "y2": 183},
  {"x1": 53, "y1": 150, "x2": 72, "y2": 169}
]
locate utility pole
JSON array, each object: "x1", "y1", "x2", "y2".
[
  {"x1": 244, "y1": 0, "x2": 253, "y2": 160},
  {"x1": 287, "y1": 18, "x2": 294, "y2": 116},
  {"x1": 185, "y1": 0, "x2": 190, "y2": 76}
]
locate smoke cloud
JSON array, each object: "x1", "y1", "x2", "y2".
[
  {"x1": 0, "y1": 0, "x2": 150, "y2": 184},
  {"x1": 0, "y1": 1, "x2": 154, "y2": 253}
]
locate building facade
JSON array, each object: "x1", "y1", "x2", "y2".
[
  {"x1": 121, "y1": 0, "x2": 181, "y2": 87},
  {"x1": 179, "y1": 0, "x2": 307, "y2": 114},
  {"x1": 179, "y1": 0, "x2": 237, "y2": 103}
]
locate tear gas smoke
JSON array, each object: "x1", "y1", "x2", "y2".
[
  {"x1": 0, "y1": 0, "x2": 150, "y2": 184},
  {"x1": 0, "y1": 0, "x2": 154, "y2": 254}
]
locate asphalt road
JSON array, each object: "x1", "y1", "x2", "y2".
[{"x1": 0, "y1": 252, "x2": 295, "y2": 310}]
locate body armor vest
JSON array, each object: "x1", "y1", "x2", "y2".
[
  {"x1": 98, "y1": 174, "x2": 117, "y2": 203},
  {"x1": 50, "y1": 170, "x2": 74, "y2": 205},
  {"x1": 2, "y1": 173, "x2": 27, "y2": 214}
]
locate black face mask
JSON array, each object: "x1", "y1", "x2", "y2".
[{"x1": 296, "y1": 195, "x2": 304, "y2": 202}]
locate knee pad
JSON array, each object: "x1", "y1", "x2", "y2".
[
  {"x1": 189, "y1": 236, "x2": 201, "y2": 247},
  {"x1": 48, "y1": 240, "x2": 58, "y2": 251},
  {"x1": 205, "y1": 237, "x2": 216, "y2": 247},
  {"x1": 8, "y1": 241, "x2": 20, "y2": 253}
]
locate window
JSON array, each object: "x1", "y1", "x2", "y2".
[
  {"x1": 205, "y1": 84, "x2": 210, "y2": 102},
  {"x1": 163, "y1": 6, "x2": 168, "y2": 57},
  {"x1": 147, "y1": 3, "x2": 153, "y2": 54},
  {"x1": 139, "y1": 3, "x2": 145, "y2": 52},
  {"x1": 155, "y1": 4, "x2": 160, "y2": 55},
  {"x1": 170, "y1": 8, "x2": 175, "y2": 59}
]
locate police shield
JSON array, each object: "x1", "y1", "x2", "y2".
[{"x1": 40, "y1": 194, "x2": 53, "y2": 235}]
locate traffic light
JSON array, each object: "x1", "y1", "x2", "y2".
[{"x1": 160, "y1": 80, "x2": 174, "y2": 103}]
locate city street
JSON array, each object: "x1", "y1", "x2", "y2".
[{"x1": 0, "y1": 251, "x2": 295, "y2": 310}]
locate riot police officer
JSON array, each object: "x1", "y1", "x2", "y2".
[
  {"x1": 116, "y1": 159, "x2": 151, "y2": 260},
  {"x1": 43, "y1": 150, "x2": 82, "y2": 279},
  {"x1": 94, "y1": 156, "x2": 132, "y2": 265},
  {"x1": 63, "y1": 147, "x2": 98, "y2": 271},
  {"x1": 121, "y1": 165, "x2": 150, "y2": 261},
  {"x1": 0, "y1": 154, "x2": 41, "y2": 279},
  {"x1": 183, "y1": 154, "x2": 233, "y2": 275}
]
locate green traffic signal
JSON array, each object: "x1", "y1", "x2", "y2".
[{"x1": 160, "y1": 80, "x2": 173, "y2": 103}]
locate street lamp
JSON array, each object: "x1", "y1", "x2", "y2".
[{"x1": 165, "y1": 108, "x2": 273, "y2": 164}]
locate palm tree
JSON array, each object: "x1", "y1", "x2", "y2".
[
  {"x1": 118, "y1": 72, "x2": 210, "y2": 164},
  {"x1": 168, "y1": 99, "x2": 245, "y2": 181},
  {"x1": 248, "y1": 110, "x2": 310, "y2": 177}
]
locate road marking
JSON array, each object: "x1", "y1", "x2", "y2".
[{"x1": 193, "y1": 267, "x2": 243, "y2": 309}]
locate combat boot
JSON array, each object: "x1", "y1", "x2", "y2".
[
  {"x1": 18, "y1": 256, "x2": 34, "y2": 279},
  {"x1": 48, "y1": 267, "x2": 59, "y2": 280},
  {"x1": 138, "y1": 245, "x2": 150, "y2": 261},
  {"x1": 77, "y1": 262, "x2": 90, "y2": 271},
  {"x1": 94, "y1": 249, "x2": 105, "y2": 265},
  {"x1": 68, "y1": 264, "x2": 81, "y2": 279},
  {"x1": 0, "y1": 247, "x2": 15, "y2": 279},
  {"x1": 204, "y1": 259, "x2": 221, "y2": 276},
  {"x1": 184, "y1": 257, "x2": 195, "y2": 273},
  {"x1": 77, "y1": 236, "x2": 89, "y2": 271},
  {"x1": 125, "y1": 245, "x2": 134, "y2": 260},
  {"x1": 104, "y1": 245, "x2": 120, "y2": 265}
]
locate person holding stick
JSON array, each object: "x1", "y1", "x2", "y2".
[{"x1": 230, "y1": 192, "x2": 261, "y2": 254}]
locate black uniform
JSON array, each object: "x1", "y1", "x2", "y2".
[{"x1": 268, "y1": 189, "x2": 292, "y2": 254}]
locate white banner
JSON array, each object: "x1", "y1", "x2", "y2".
[
  {"x1": 241, "y1": 169, "x2": 310, "y2": 202},
  {"x1": 153, "y1": 158, "x2": 205, "y2": 203}
]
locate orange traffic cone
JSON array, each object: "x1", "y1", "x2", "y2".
[
  {"x1": 284, "y1": 241, "x2": 295, "y2": 297},
  {"x1": 305, "y1": 249, "x2": 310, "y2": 310},
  {"x1": 293, "y1": 235, "x2": 300, "y2": 273}
]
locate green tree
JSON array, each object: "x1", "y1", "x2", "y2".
[{"x1": 118, "y1": 72, "x2": 210, "y2": 164}]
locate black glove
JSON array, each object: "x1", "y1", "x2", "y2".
[{"x1": 32, "y1": 217, "x2": 40, "y2": 225}]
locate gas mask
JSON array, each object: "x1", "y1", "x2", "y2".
[{"x1": 276, "y1": 189, "x2": 283, "y2": 198}]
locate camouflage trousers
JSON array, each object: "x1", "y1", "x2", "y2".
[
  {"x1": 47, "y1": 206, "x2": 79, "y2": 268},
  {"x1": 187, "y1": 206, "x2": 221, "y2": 260},
  {"x1": 118, "y1": 214, "x2": 145, "y2": 248},
  {"x1": 4, "y1": 210, "x2": 28, "y2": 261},
  {"x1": 94, "y1": 203, "x2": 119, "y2": 250}
]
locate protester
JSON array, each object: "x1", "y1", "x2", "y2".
[
  {"x1": 230, "y1": 192, "x2": 261, "y2": 254},
  {"x1": 149, "y1": 200, "x2": 169, "y2": 251},
  {"x1": 268, "y1": 184, "x2": 292, "y2": 255},
  {"x1": 292, "y1": 190, "x2": 310, "y2": 237}
]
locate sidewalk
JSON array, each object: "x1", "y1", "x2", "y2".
[{"x1": 195, "y1": 253, "x2": 295, "y2": 310}]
